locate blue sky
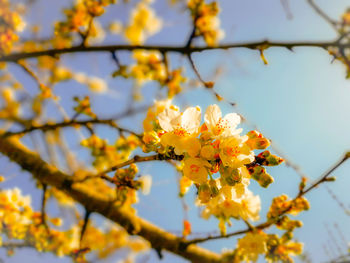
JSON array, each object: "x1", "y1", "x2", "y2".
[{"x1": 2, "y1": 0, "x2": 350, "y2": 262}]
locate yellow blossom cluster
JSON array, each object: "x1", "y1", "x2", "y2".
[
  {"x1": 74, "y1": 72, "x2": 108, "y2": 93},
  {"x1": 267, "y1": 194, "x2": 310, "y2": 219},
  {"x1": 73, "y1": 96, "x2": 96, "y2": 119},
  {"x1": 342, "y1": 8, "x2": 350, "y2": 25},
  {"x1": 187, "y1": 0, "x2": 224, "y2": 46},
  {"x1": 0, "y1": 87, "x2": 20, "y2": 119},
  {"x1": 0, "y1": 188, "x2": 149, "y2": 262},
  {"x1": 142, "y1": 101, "x2": 284, "y2": 232},
  {"x1": 54, "y1": 0, "x2": 116, "y2": 48},
  {"x1": 124, "y1": 0, "x2": 162, "y2": 45},
  {"x1": 81, "y1": 134, "x2": 140, "y2": 171},
  {"x1": 131, "y1": 50, "x2": 167, "y2": 85},
  {"x1": 226, "y1": 230, "x2": 303, "y2": 263},
  {"x1": 0, "y1": 0, "x2": 25, "y2": 54},
  {"x1": 112, "y1": 50, "x2": 186, "y2": 97}
]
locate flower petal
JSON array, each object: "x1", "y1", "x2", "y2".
[
  {"x1": 158, "y1": 107, "x2": 181, "y2": 132},
  {"x1": 181, "y1": 106, "x2": 201, "y2": 134},
  {"x1": 204, "y1": 104, "x2": 221, "y2": 131}
]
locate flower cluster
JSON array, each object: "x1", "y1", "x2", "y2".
[
  {"x1": 225, "y1": 230, "x2": 303, "y2": 262},
  {"x1": 81, "y1": 134, "x2": 140, "y2": 171},
  {"x1": 224, "y1": 194, "x2": 309, "y2": 262},
  {"x1": 112, "y1": 50, "x2": 187, "y2": 98},
  {"x1": 0, "y1": 87, "x2": 20, "y2": 119},
  {"x1": 142, "y1": 102, "x2": 284, "y2": 232},
  {"x1": 187, "y1": 0, "x2": 224, "y2": 46},
  {"x1": 0, "y1": 0, "x2": 25, "y2": 54},
  {"x1": 0, "y1": 188, "x2": 149, "y2": 262},
  {"x1": 73, "y1": 96, "x2": 96, "y2": 119},
  {"x1": 130, "y1": 50, "x2": 167, "y2": 85},
  {"x1": 124, "y1": 0, "x2": 162, "y2": 45},
  {"x1": 54, "y1": 0, "x2": 116, "y2": 48},
  {"x1": 342, "y1": 8, "x2": 350, "y2": 25}
]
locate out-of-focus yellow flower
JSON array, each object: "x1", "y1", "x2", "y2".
[
  {"x1": 131, "y1": 50, "x2": 167, "y2": 85},
  {"x1": 109, "y1": 20, "x2": 123, "y2": 34},
  {"x1": 87, "y1": 77, "x2": 108, "y2": 93},
  {"x1": 124, "y1": 1, "x2": 162, "y2": 44},
  {"x1": 187, "y1": 0, "x2": 224, "y2": 46},
  {"x1": 139, "y1": 175, "x2": 152, "y2": 195},
  {"x1": 179, "y1": 175, "x2": 193, "y2": 196},
  {"x1": 236, "y1": 231, "x2": 268, "y2": 262},
  {"x1": 0, "y1": 0, "x2": 25, "y2": 54}
]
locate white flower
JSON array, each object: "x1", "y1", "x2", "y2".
[
  {"x1": 139, "y1": 175, "x2": 152, "y2": 195},
  {"x1": 158, "y1": 105, "x2": 201, "y2": 156},
  {"x1": 201, "y1": 187, "x2": 261, "y2": 222},
  {"x1": 4, "y1": 187, "x2": 31, "y2": 209},
  {"x1": 204, "y1": 104, "x2": 242, "y2": 138},
  {"x1": 158, "y1": 106, "x2": 201, "y2": 135}
]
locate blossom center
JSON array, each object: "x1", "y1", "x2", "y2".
[
  {"x1": 190, "y1": 164, "x2": 200, "y2": 173},
  {"x1": 173, "y1": 127, "x2": 189, "y2": 137},
  {"x1": 214, "y1": 118, "x2": 228, "y2": 135},
  {"x1": 225, "y1": 146, "x2": 240, "y2": 158}
]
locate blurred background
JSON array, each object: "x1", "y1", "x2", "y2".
[{"x1": 2, "y1": 0, "x2": 350, "y2": 262}]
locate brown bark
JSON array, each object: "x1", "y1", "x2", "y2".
[{"x1": 0, "y1": 135, "x2": 222, "y2": 263}]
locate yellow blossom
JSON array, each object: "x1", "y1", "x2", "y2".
[
  {"x1": 124, "y1": 1, "x2": 162, "y2": 44},
  {"x1": 219, "y1": 135, "x2": 254, "y2": 168},
  {"x1": 183, "y1": 157, "x2": 211, "y2": 184},
  {"x1": 158, "y1": 105, "x2": 201, "y2": 156},
  {"x1": 237, "y1": 231, "x2": 268, "y2": 262}
]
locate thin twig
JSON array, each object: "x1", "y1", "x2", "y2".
[
  {"x1": 306, "y1": 0, "x2": 338, "y2": 30},
  {"x1": 41, "y1": 184, "x2": 50, "y2": 234},
  {"x1": 3, "y1": 119, "x2": 142, "y2": 138},
  {"x1": 80, "y1": 210, "x2": 92, "y2": 245},
  {"x1": 75, "y1": 154, "x2": 167, "y2": 183},
  {"x1": 187, "y1": 54, "x2": 212, "y2": 88}
]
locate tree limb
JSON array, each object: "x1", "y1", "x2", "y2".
[
  {"x1": 0, "y1": 135, "x2": 222, "y2": 263},
  {"x1": 0, "y1": 40, "x2": 346, "y2": 62}
]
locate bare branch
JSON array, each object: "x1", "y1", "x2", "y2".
[
  {"x1": 306, "y1": 0, "x2": 339, "y2": 30},
  {"x1": 0, "y1": 40, "x2": 345, "y2": 63},
  {"x1": 3, "y1": 119, "x2": 142, "y2": 138}
]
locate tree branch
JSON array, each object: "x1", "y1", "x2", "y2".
[
  {"x1": 78, "y1": 153, "x2": 181, "y2": 183},
  {"x1": 0, "y1": 135, "x2": 222, "y2": 263},
  {"x1": 3, "y1": 119, "x2": 142, "y2": 138},
  {"x1": 186, "y1": 153, "x2": 350, "y2": 245},
  {"x1": 0, "y1": 40, "x2": 347, "y2": 62}
]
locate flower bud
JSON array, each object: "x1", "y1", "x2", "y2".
[
  {"x1": 198, "y1": 183, "x2": 211, "y2": 203},
  {"x1": 246, "y1": 130, "x2": 270, "y2": 150},
  {"x1": 200, "y1": 145, "x2": 215, "y2": 160},
  {"x1": 257, "y1": 151, "x2": 284, "y2": 166},
  {"x1": 209, "y1": 180, "x2": 219, "y2": 197},
  {"x1": 142, "y1": 131, "x2": 160, "y2": 145},
  {"x1": 258, "y1": 172, "x2": 274, "y2": 188}
]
